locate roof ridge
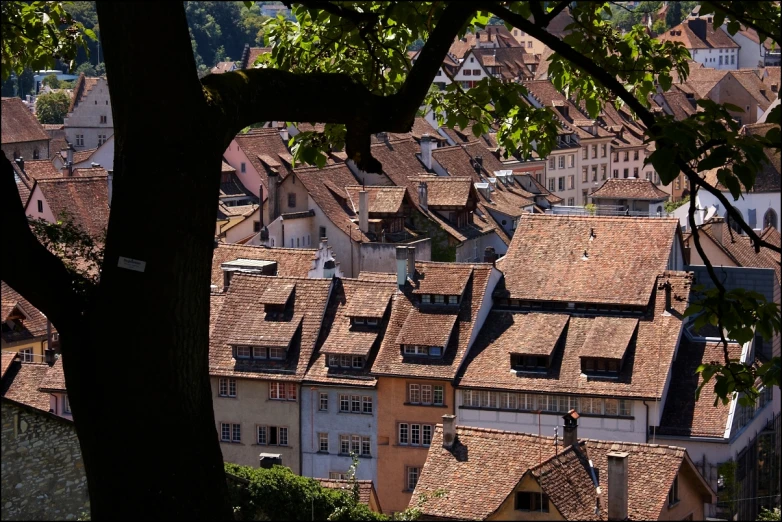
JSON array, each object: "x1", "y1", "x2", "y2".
[{"x1": 217, "y1": 244, "x2": 317, "y2": 253}]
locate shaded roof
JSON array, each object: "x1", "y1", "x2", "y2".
[
  {"x1": 658, "y1": 19, "x2": 738, "y2": 49},
  {"x1": 2, "y1": 362, "x2": 51, "y2": 412},
  {"x1": 1, "y1": 281, "x2": 51, "y2": 344},
  {"x1": 395, "y1": 308, "x2": 459, "y2": 347},
  {"x1": 579, "y1": 317, "x2": 638, "y2": 359},
  {"x1": 500, "y1": 312, "x2": 570, "y2": 357},
  {"x1": 344, "y1": 186, "x2": 406, "y2": 214},
  {"x1": 1, "y1": 97, "x2": 49, "y2": 144},
  {"x1": 211, "y1": 243, "x2": 316, "y2": 290},
  {"x1": 472, "y1": 47, "x2": 536, "y2": 81},
  {"x1": 499, "y1": 215, "x2": 679, "y2": 306},
  {"x1": 459, "y1": 272, "x2": 692, "y2": 400},
  {"x1": 414, "y1": 424, "x2": 708, "y2": 521},
  {"x1": 209, "y1": 275, "x2": 333, "y2": 380},
  {"x1": 658, "y1": 336, "x2": 740, "y2": 438},
  {"x1": 590, "y1": 178, "x2": 669, "y2": 201},
  {"x1": 656, "y1": 90, "x2": 699, "y2": 121},
  {"x1": 39, "y1": 356, "x2": 66, "y2": 392},
  {"x1": 234, "y1": 128, "x2": 293, "y2": 191},
  {"x1": 68, "y1": 74, "x2": 103, "y2": 113},
  {"x1": 371, "y1": 262, "x2": 495, "y2": 380},
  {"x1": 228, "y1": 314, "x2": 303, "y2": 347},
  {"x1": 35, "y1": 175, "x2": 110, "y2": 238},
  {"x1": 411, "y1": 262, "x2": 473, "y2": 296},
  {"x1": 1, "y1": 353, "x2": 16, "y2": 380},
  {"x1": 408, "y1": 174, "x2": 472, "y2": 207}
]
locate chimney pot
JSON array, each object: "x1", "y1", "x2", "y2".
[
  {"x1": 607, "y1": 451, "x2": 629, "y2": 521},
  {"x1": 359, "y1": 190, "x2": 369, "y2": 234},
  {"x1": 483, "y1": 246, "x2": 497, "y2": 265},
  {"x1": 442, "y1": 414, "x2": 457, "y2": 449},
  {"x1": 396, "y1": 246, "x2": 408, "y2": 287},
  {"x1": 563, "y1": 409, "x2": 579, "y2": 447}
]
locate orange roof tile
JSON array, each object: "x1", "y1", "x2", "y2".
[
  {"x1": 211, "y1": 244, "x2": 316, "y2": 290},
  {"x1": 2, "y1": 362, "x2": 51, "y2": 412},
  {"x1": 1, "y1": 97, "x2": 49, "y2": 144},
  {"x1": 590, "y1": 178, "x2": 669, "y2": 200}
]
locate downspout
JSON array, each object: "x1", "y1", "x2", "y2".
[
  {"x1": 281, "y1": 221, "x2": 285, "y2": 249},
  {"x1": 643, "y1": 400, "x2": 650, "y2": 443}
]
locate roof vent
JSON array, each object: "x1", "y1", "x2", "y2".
[
  {"x1": 581, "y1": 250, "x2": 589, "y2": 261},
  {"x1": 487, "y1": 178, "x2": 497, "y2": 191},
  {"x1": 589, "y1": 228, "x2": 596, "y2": 241}
]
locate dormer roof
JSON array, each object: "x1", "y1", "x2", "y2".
[
  {"x1": 395, "y1": 309, "x2": 459, "y2": 347},
  {"x1": 343, "y1": 281, "x2": 395, "y2": 318},
  {"x1": 259, "y1": 281, "x2": 296, "y2": 305},
  {"x1": 579, "y1": 317, "x2": 638, "y2": 359},
  {"x1": 344, "y1": 186, "x2": 406, "y2": 215},
  {"x1": 228, "y1": 314, "x2": 302, "y2": 347},
  {"x1": 503, "y1": 313, "x2": 570, "y2": 357},
  {"x1": 411, "y1": 264, "x2": 473, "y2": 296}
]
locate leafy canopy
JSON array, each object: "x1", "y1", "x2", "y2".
[{"x1": 35, "y1": 90, "x2": 71, "y2": 124}]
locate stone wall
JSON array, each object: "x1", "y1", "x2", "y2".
[
  {"x1": 1, "y1": 140, "x2": 51, "y2": 162},
  {"x1": 1, "y1": 400, "x2": 89, "y2": 520}
]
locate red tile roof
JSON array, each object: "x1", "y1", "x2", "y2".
[
  {"x1": 395, "y1": 308, "x2": 459, "y2": 347},
  {"x1": 39, "y1": 356, "x2": 66, "y2": 392},
  {"x1": 658, "y1": 337, "x2": 740, "y2": 438},
  {"x1": 1, "y1": 281, "x2": 52, "y2": 344},
  {"x1": 460, "y1": 272, "x2": 692, "y2": 400},
  {"x1": 1, "y1": 97, "x2": 49, "y2": 144},
  {"x1": 408, "y1": 174, "x2": 472, "y2": 207},
  {"x1": 17, "y1": 159, "x2": 61, "y2": 180},
  {"x1": 371, "y1": 262, "x2": 495, "y2": 380},
  {"x1": 579, "y1": 317, "x2": 638, "y2": 359},
  {"x1": 1, "y1": 353, "x2": 16, "y2": 380},
  {"x1": 590, "y1": 178, "x2": 669, "y2": 200},
  {"x1": 2, "y1": 362, "x2": 51, "y2": 412},
  {"x1": 410, "y1": 262, "x2": 473, "y2": 296},
  {"x1": 35, "y1": 175, "x2": 110, "y2": 238},
  {"x1": 658, "y1": 20, "x2": 738, "y2": 49},
  {"x1": 234, "y1": 129, "x2": 293, "y2": 191},
  {"x1": 499, "y1": 215, "x2": 680, "y2": 306},
  {"x1": 500, "y1": 313, "x2": 570, "y2": 356},
  {"x1": 344, "y1": 186, "x2": 405, "y2": 214},
  {"x1": 211, "y1": 243, "x2": 317, "y2": 290},
  {"x1": 209, "y1": 275, "x2": 332, "y2": 380}
]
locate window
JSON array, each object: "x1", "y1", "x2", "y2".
[
  {"x1": 668, "y1": 475, "x2": 680, "y2": 506},
  {"x1": 253, "y1": 346, "x2": 267, "y2": 359},
  {"x1": 633, "y1": 167, "x2": 639, "y2": 178},
  {"x1": 319, "y1": 432, "x2": 329, "y2": 452},
  {"x1": 601, "y1": 165, "x2": 607, "y2": 180},
  {"x1": 63, "y1": 395, "x2": 71, "y2": 414},
  {"x1": 582, "y1": 357, "x2": 619, "y2": 376},
  {"x1": 423, "y1": 425, "x2": 432, "y2": 446},
  {"x1": 361, "y1": 436, "x2": 371, "y2": 456},
  {"x1": 220, "y1": 422, "x2": 241, "y2": 443},
  {"x1": 279, "y1": 427, "x2": 288, "y2": 446},
  {"x1": 614, "y1": 152, "x2": 619, "y2": 162},
  {"x1": 32, "y1": 148, "x2": 39, "y2": 159},
  {"x1": 568, "y1": 175, "x2": 574, "y2": 190},
  {"x1": 613, "y1": 169, "x2": 619, "y2": 178},
  {"x1": 76, "y1": 135, "x2": 84, "y2": 147},
  {"x1": 407, "y1": 467, "x2": 420, "y2": 491},
  {"x1": 604, "y1": 398, "x2": 618, "y2": 416},
  {"x1": 329, "y1": 472, "x2": 348, "y2": 480},
  {"x1": 623, "y1": 168, "x2": 629, "y2": 178},
  {"x1": 719, "y1": 55, "x2": 723, "y2": 65},
  {"x1": 399, "y1": 423, "x2": 409, "y2": 444},
  {"x1": 464, "y1": 69, "x2": 472, "y2": 76},
  {"x1": 568, "y1": 197, "x2": 575, "y2": 206},
  {"x1": 568, "y1": 154, "x2": 574, "y2": 167},
  {"x1": 235, "y1": 346, "x2": 251, "y2": 359},
  {"x1": 286, "y1": 383, "x2": 297, "y2": 401},
  {"x1": 516, "y1": 492, "x2": 549, "y2": 512},
  {"x1": 434, "y1": 294, "x2": 445, "y2": 304},
  {"x1": 472, "y1": 69, "x2": 481, "y2": 75},
  {"x1": 548, "y1": 178, "x2": 555, "y2": 192},
  {"x1": 558, "y1": 177, "x2": 565, "y2": 191},
  {"x1": 269, "y1": 346, "x2": 285, "y2": 360},
  {"x1": 580, "y1": 396, "x2": 603, "y2": 414},
  {"x1": 340, "y1": 394, "x2": 350, "y2": 412},
  {"x1": 730, "y1": 55, "x2": 734, "y2": 65},
  {"x1": 258, "y1": 426, "x2": 288, "y2": 446},
  {"x1": 582, "y1": 147, "x2": 588, "y2": 159},
  {"x1": 362, "y1": 396, "x2": 373, "y2": 414},
  {"x1": 352, "y1": 356, "x2": 364, "y2": 368},
  {"x1": 319, "y1": 226, "x2": 327, "y2": 239},
  {"x1": 100, "y1": 115, "x2": 107, "y2": 124},
  {"x1": 433, "y1": 386, "x2": 444, "y2": 406},
  {"x1": 592, "y1": 145, "x2": 598, "y2": 158},
  {"x1": 399, "y1": 423, "x2": 433, "y2": 446},
  {"x1": 409, "y1": 383, "x2": 420, "y2": 404},
  {"x1": 582, "y1": 167, "x2": 588, "y2": 183},
  {"x1": 512, "y1": 354, "x2": 548, "y2": 372},
  {"x1": 269, "y1": 382, "x2": 287, "y2": 400},
  {"x1": 340, "y1": 434, "x2": 351, "y2": 454},
  {"x1": 37, "y1": 200, "x2": 43, "y2": 213},
  {"x1": 219, "y1": 378, "x2": 237, "y2": 398},
  {"x1": 351, "y1": 395, "x2": 361, "y2": 413},
  {"x1": 619, "y1": 399, "x2": 631, "y2": 416},
  {"x1": 623, "y1": 151, "x2": 629, "y2": 162},
  {"x1": 240, "y1": 162, "x2": 246, "y2": 173},
  {"x1": 601, "y1": 144, "x2": 607, "y2": 157},
  {"x1": 527, "y1": 41, "x2": 533, "y2": 48},
  {"x1": 592, "y1": 166, "x2": 598, "y2": 182},
  {"x1": 287, "y1": 193, "x2": 296, "y2": 208},
  {"x1": 558, "y1": 156, "x2": 565, "y2": 169},
  {"x1": 319, "y1": 392, "x2": 329, "y2": 411},
  {"x1": 98, "y1": 134, "x2": 107, "y2": 146}
]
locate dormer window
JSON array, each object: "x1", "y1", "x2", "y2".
[
  {"x1": 253, "y1": 346, "x2": 267, "y2": 359},
  {"x1": 236, "y1": 346, "x2": 251, "y2": 359},
  {"x1": 327, "y1": 354, "x2": 365, "y2": 368},
  {"x1": 434, "y1": 295, "x2": 445, "y2": 304},
  {"x1": 403, "y1": 345, "x2": 444, "y2": 358},
  {"x1": 511, "y1": 354, "x2": 548, "y2": 371},
  {"x1": 579, "y1": 317, "x2": 637, "y2": 379},
  {"x1": 351, "y1": 317, "x2": 379, "y2": 327},
  {"x1": 582, "y1": 357, "x2": 619, "y2": 375}
]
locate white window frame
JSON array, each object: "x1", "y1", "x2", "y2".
[
  {"x1": 319, "y1": 432, "x2": 329, "y2": 452},
  {"x1": 20, "y1": 348, "x2": 33, "y2": 363},
  {"x1": 319, "y1": 392, "x2": 329, "y2": 411},
  {"x1": 219, "y1": 377, "x2": 237, "y2": 398},
  {"x1": 362, "y1": 396, "x2": 373, "y2": 414},
  {"x1": 407, "y1": 467, "x2": 420, "y2": 491}
]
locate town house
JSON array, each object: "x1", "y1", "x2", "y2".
[
  {"x1": 1, "y1": 97, "x2": 50, "y2": 162},
  {"x1": 658, "y1": 19, "x2": 740, "y2": 70},
  {"x1": 1, "y1": 282, "x2": 56, "y2": 365},
  {"x1": 63, "y1": 74, "x2": 113, "y2": 150}
]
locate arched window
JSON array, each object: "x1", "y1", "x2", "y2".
[
  {"x1": 656, "y1": 205, "x2": 663, "y2": 215},
  {"x1": 725, "y1": 210, "x2": 743, "y2": 234},
  {"x1": 32, "y1": 148, "x2": 39, "y2": 159},
  {"x1": 764, "y1": 208, "x2": 778, "y2": 230}
]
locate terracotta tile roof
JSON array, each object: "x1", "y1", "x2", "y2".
[
  {"x1": 1, "y1": 353, "x2": 16, "y2": 380},
  {"x1": 210, "y1": 61, "x2": 236, "y2": 74},
  {"x1": 294, "y1": 164, "x2": 370, "y2": 242},
  {"x1": 472, "y1": 47, "x2": 536, "y2": 81},
  {"x1": 730, "y1": 70, "x2": 774, "y2": 111},
  {"x1": 13, "y1": 163, "x2": 34, "y2": 207},
  {"x1": 210, "y1": 293, "x2": 225, "y2": 336},
  {"x1": 358, "y1": 271, "x2": 397, "y2": 283},
  {"x1": 342, "y1": 279, "x2": 395, "y2": 318},
  {"x1": 656, "y1": 91, "x2": 699, "y2": 121},
  {"x1": 344, "y1": 186, "x2": 405, "y2": 214},
  {"x1": 396, "y1": 308, "x2": 459, "y2": 346},
  {"x1": 524, "y1": 81, "x2": 614, "y2": 140},
  {"x1": 371, "y1": 262, "x2": 494, "y2": 379},
  {"x1": 408, "y1": 175, "x2": 472, "y2": 207},
  {"x1": 241, "y1": 47, "x2": 271, "y2": 69},
  {"x1": 501, "y1": 313, "x2": 570, "y2": 356},
  {"x1": 499, "y1": 215, "x2": 680, "y2": 306},
  {"x1": 211, "y1": 243, "x2": 316, "y2": 290},
  {"x1": 67, "y1": 74, "x2": 102, "y2": 113},
  {"x1": 39, "y1": 356, "x2": 66, "y2": 392},
  {"x1": 658, "y1": 20, "x2": 738, "y2": 49},
  {"x1": 315, "y1": 479, "x2": 379, "y2": 509},
  {"x1": 259, "y1": 281, "x2": 296, "y2": 305},
  {"x1": 1, "y1": 97, "x2": 49, "y2": 144},
  {"x1": 35, "y1": 175, "x2": 109, "y2": 238},
  {"x1": 1, "y1": 281, "x2": 51, "y2": 344},
  {"x1": 17, "y1": 159, "x2": 62, "y2": 180},
  {"x1": 210, "y1": 275, "x2": 332, "y2": 380},
  {"x1": 2, "y1": 362, "x2": 51, "y2": 412},
  {"x1": 658, "y1": 337, "x2": 740, "y2": 438},
  {"x1": 579, "y1": 317, "x2": 638, "y2": 359},
  {"x1": 228, "y1": 313, "x2": 303, "y2": 346},
  {"x1": 460, "y1": 272, "x2": 692, "y2": 399},
  {"x1": 412, "y1": 426, "x2": 558, "y2": 520},
  {"x1": 742, "y1": 123, "x2": 781, "y2": 192},
  {"x1": 763, "y1": 66, "x2": 780, "y2": 99},
  {"x1": 234, "y1": 129, "x2": 293, "y2": 191},
  {"x1": 590, "y1": 178, "x2": 669, "y2": 200},
  {"x1": 448, "y1": 38, "x2": 473, "y2": 60}
]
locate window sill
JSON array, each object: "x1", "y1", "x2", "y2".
[
  {"x1": 403, "y1": 403, "x2": 447, "y2": 408},
  {"x1": 338, "y1": 453, "x2": 372, "y2": 459},
  {"x1": 252, "y1": 443, "x2": 290, "y2": 448},
  {"x1": 396, "y1": 444, "x2": 431, "y2": 449},
  {"x1": 217, "y1": 396, "x2": 238, "y2": 399},
  {"x1": 317, "y1": 450, "x2": 329, "y2": 454},
  {"x1": 220, "y1": 441, "x2": 244, "y2": 445}
]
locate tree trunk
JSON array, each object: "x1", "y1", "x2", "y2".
[{"x1": 67, "y1": 3, "x2": 232, "y2": 519}]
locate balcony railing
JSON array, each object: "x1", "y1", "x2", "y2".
[{"x1": 546, "y1": 205, "x2": 673, "y2": 218}]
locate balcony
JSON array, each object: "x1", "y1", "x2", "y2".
[{"x1": 546, "y1": 205, "x2": 673, "y2": 218}]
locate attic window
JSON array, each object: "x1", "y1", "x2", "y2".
[
  {"x1": 511, "y1": 354, "x2": 548, "y2": 372},
  {"x1": 403, "y1": 345, "x2": 444, "y2": 358},
  {"x1": 516, "y1": 492, "x2": 549, "y2": 512},
  {"x1": 351, "y1": 317, "x2": 379, "y2": 327},
  {"x1": 327, "y1": 354, "x2": 365, "y2": 368},
  {"x1": 582, "y1": 357, "x2": 620, "y2": 376}
]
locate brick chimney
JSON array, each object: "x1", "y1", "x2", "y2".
[
  {"x1": 710, "y1": 216, "x2": 724, "y2": 245},
  {"x1": 420, "y1": 133, "x2": 434, "y2": 170},
  {"x1": 484, "y1": 246, "x2": 497, "y2": 265},
  {"x1": 442, "y1": 414, "x2": 456, "y2": 450},
  {"x1": 607, "y1": 451, "x2": 629, "y2": 521},
  {"x1": 687, "y1": 18, "x2": 707, "y2": 42},
  {"x1": 396, "y1": 246, "x2": 408, "y2": 287},
  {"x1": 268, "y1": 171, "x2": 280, "y2": 222},
  {"x1": 563, "y1": 409, "x2": 579, "y2": 448},
  {"x1": 359, "y1": 190, "x2": 369, "y2": 234}
]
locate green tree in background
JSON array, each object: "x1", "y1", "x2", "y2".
[
  {"x1": 667, "y1": 1, "x2": 684, "y2": 27},
  {"x1": 74, "y1": 61, "x2": 97, "y2": 76},
  {"x1": 16, "y1": 68, "x2": 34, "y2": 98},
  {"x1": 42, "y1": 73, "x2": 62, "y2": 89},
  {"x1": 1, "y1": 75, "x2": 16, "y2": 97},
  {"x1": 36, "y1": 90, "x2": 71, "y2": 124}
]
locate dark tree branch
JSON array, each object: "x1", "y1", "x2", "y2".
[
  {"x1": 543, "y1": 1, "x2": 571, "y2": 25},
  {"x1": 294, "y1": 0, "x2": 379, "y2": 27},
  {"x1": 529, "y1": 1, "x2": 546, "y2": 25},
  {"x1": 708, "y1": 1, "x2": 781, "y2": 47},
  {"x1": 0, "y1": 155, "x2": 85, "y2": 333}
]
